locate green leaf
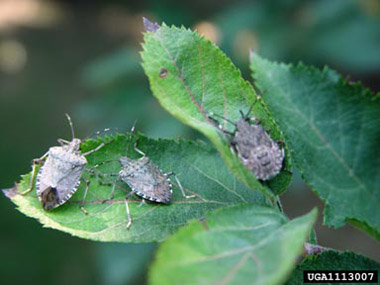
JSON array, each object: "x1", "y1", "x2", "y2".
[
  {"x1": 250, "y1": 53, "x2": 380, "y2": 240},
  {"x1": 4, "y1": 134, "x2": 270, "y2": 243},
  {"x1": 287, "y1": 251, "x2": 380, "y2": 285},
  {"x1": 149, "y1": 205, "x2": 317, "y2": 285},
  {"x1": 140, "y1": 22, "x2": 292, "y2": 198}
]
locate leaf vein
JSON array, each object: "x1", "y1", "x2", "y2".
[{"x1": 155, "y1": 33, "x2": 209, "y2": 121}]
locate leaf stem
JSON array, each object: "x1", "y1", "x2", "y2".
[{"x1": 304, "y1": 243, "x2": 330, "y2": 256}]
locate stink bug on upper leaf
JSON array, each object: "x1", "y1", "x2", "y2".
[
  {"x1": 21, "y1": 114, "x2": 111, "y2": 211},
  {"x1": 209, "y1": 103, "x2": 285, "y2": 181}
]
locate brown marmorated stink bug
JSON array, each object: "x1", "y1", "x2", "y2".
[
  {"x1": 209, "y1": 103, "x2": 285, "y2": 181},
  {"x1": 91, "y1": 126, "x2": 195, "y2": 229},
  {"x1": 20, "y1": 114, "x2": 111, "y2": 212}
]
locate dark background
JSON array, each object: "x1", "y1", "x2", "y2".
[{"x1": 1, "y1": 0, "x2": 379, "y2": 284}]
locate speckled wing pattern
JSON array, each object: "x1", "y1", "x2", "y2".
[
  {"x1": 121, "y1": 157, "x2": 172, "y2": 204},
  {"x1": 233, "y1": 121, "x2": 284, "y2": 180},
  {"x1": 36, "y1": 146, "x2": 87, "y2": 210}
]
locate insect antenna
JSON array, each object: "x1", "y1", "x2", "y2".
[
  {"x1": 65, "y1": 113, "x2": 75, "y2": 139},
  {"x1": 126, "y1": 120, "x2": 138, "y2": 155},
  {"x1": 243, "y1": 98, "x2": 258, "y2": 119},
  {"x1": 208, "y1": 112, "x2": 236, "y2": 126}
]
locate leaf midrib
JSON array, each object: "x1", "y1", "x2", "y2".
[
  {"x1": 175, "y1": 219, "x2": 304, "y2": 267},
  {"x1": 154, "y1": 30, "x2": 209, "y2": 121},
  {"x1": 266, "y1": 70, "x2": 378, "y2": 204}
]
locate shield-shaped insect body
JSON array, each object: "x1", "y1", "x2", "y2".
[
  {"x1": 119, "y1": 156, "x2": 172, "y2": 204},
  {"x1": 232, "y1": 119, "x2": 284, "y2": 181},
  {"x1": 94, "y1": 128, "x2": 195, "y2": 229},
  {"x1": 36, "y1": 139, "x2": 87, "y2": 210},
  {"x1": 209, "y1": 107, "x2": 285, "y2": 181},
  {"x1": 22, "y1": 114, "x2": 110, "y2": 211}
]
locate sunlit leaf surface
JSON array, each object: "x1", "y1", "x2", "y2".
[
  {"x1": 141, "y1": 22, "x2": 292, "y2": 197},
  {"x1": 4, "y1": 134, "x2": 269, "y2": 242},
  {"x1": 150, "y1": 205, "x2": 317, "y2": 285}
]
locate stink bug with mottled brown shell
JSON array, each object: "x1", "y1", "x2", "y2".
[
  {"x1": 209, "y1": 104, "x2": 285, "y2": 181},
  {"x1": 118, "y1": 154, "x2": 174, "y2": 204},
  {"x1": 92, "y1": 125, "x2": 195, "y2": 229},
  {"x1": 21, "y1": 114, "x2": 110, "y2": 212}
]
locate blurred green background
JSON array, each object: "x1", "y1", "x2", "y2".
[{"x1": 1, "y1": 0, "x2": 379, "y2": 284}]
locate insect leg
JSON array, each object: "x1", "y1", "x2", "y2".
[
  {"x1": 166, "y1": 172, "x2": 196, "y2": 199},
  {"x1": 282, "y1": 168, "x2": 293, "y2": 175},
  {"x1": 207, "y1": 113, "x2": 221, "y2": 126},
  {"x1": 99, "y1": 178, "x2": 126, "y2": 203},
  {"x1": 276, "y1": 140, "x2": 285, "y2": 148},
  {"x1": 133, "y1": 140, "x2": 145, "y2": 157},
  {"x1": 207, "y1": 113, "x2": 236, "y2": 136},
  {"x1": 80, "y1": 178, "x2": 90, "y2": 215},
  {"x1": 95, "y1": 173, "x2": 119, "y2": 179},
  {"x1": 82, "y1": 140, "x2": 112, "y2": 157},
  {"x1": 88, "y1": 170, "x2": 120, "y2": 202},
  {"x1": 104, "y1": 181, "x2": 116, "y2": 202},
  {"x1": 88, "y1": 170, "x2": 119, "y2": 192},
  {"x1": 20, "y1": 151, "x2": 49, "y2": 195},
  {"x1": 138, "y1": 199, "x2": 147, "y2": 207},
  {"x1": 86, "y1": 159, "x2": 118, "y2": 176},
  {"x1": 243, "y1": 97, "x2": 258, "y2": 118},
  {"x1": 57, "y1": 138, "x2": 70, "y2": 146},
  {"x1": 124, "y1": 191, "x2": 134, "y2": 230},
  {"x1": 208, "y1": 112, "x2": 236, "y2": 126},
  {"x1": 229, "y1": 141, "x2": 239, "y2": 155}
]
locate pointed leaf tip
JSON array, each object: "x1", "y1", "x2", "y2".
[
  {"x1": 140, "y1": 23, "x2": 292, "y2": 196},
  {"x1": 143, "y1": 17, "x2": 160, "y2": 33},
  {"x1": 6, "y1": 134, "x2": 270, "y2": 243},
  {"x1": 2, "y1": 185, "x2": 18, "y2": 198}
]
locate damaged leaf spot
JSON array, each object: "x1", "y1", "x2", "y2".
[
  {"x1": 159, "y1": 68, "x2": 168, "y2": 78},
  {"x1": 143, "y1": 17, "x2": 160, "y2": 33}
]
